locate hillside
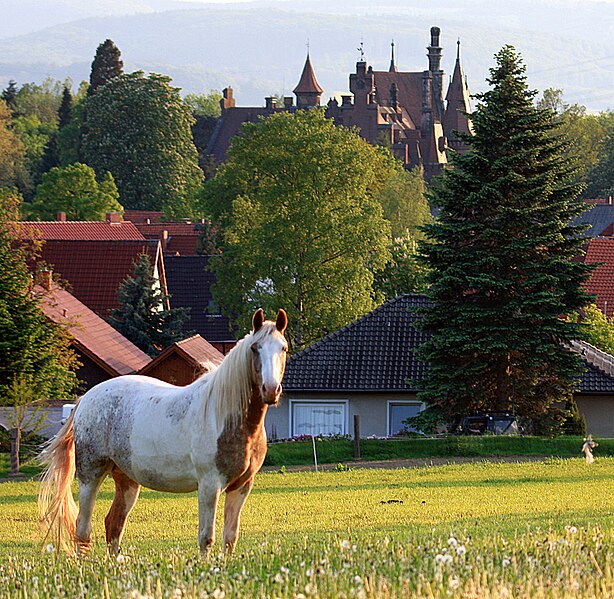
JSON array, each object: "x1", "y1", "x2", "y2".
[{"x1": 0, "y1": 0, "x2": 612, "y2": 110}]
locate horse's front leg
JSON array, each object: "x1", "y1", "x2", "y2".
[
  {"x1": 198, "y1": 479, "x2": 221, "y2": 556},
  {"x1": 223, "y1": 478, "x2": 254, "y2": 554}
]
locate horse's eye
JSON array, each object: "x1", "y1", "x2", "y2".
[{"x1": 251, "y1": 344, "x2": 259, "y2": 353}]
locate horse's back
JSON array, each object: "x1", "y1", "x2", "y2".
[{"x1": 72, "y1": 374, "x2": 206, "y2": 491}]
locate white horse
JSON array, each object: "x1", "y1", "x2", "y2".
[{"x1": 39, "y1": 309, "x2": 288, "y2": 556}]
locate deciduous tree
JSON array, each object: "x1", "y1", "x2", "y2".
[
  {"x1": 82, "y1": 72, "x2": 203, "y2": 218},
  {"x1": 203, "y1": 109, "x2": 395, "y2": 349},
  {"x1": 418, "y1": 47, "x2": 594, "y2": 427},
  {"x1": 28, "y1": 163, "x2": 122, "y2": 221}
]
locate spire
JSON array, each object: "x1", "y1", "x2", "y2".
[
  {"x1": 389, "y1": 40, "x2": 397, "y2": 72},
  {"x1": 444, "y1": 38, "x2": 472, "y2": 148},
  {"x1": 293, "y1": 52, "x2": 324, "y2": 108}
]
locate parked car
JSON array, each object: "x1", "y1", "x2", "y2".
[{"x1": 460, "y1": 411, "x2": 518, "y2": 435}]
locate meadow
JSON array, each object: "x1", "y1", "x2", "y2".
[{"x1": 1, "y1": 458, "x2": 613, "y2": 598}]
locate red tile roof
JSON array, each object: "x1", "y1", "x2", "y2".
[
  {"x1": 18, "y1": 220, "x2": 145, "y2": 241},
  {"x1": 293, "y1": 54, "x2": 323, "y2": 94},
  {"x1": 39, "y1": 239, "x2": 165, "y2": 317},
  {"x1": 139, "y1": 334, "x2": 223, "y2": 376},
  {"x1": 123, "y1": 210, "x2": 165, "y2": 224},
  {"x1": 584, "y1": 237, "x2": 614, "y2": 316},
  {"x1": 134, "y1": 222, "x2": 201, "y2": 256},
  {"x1": 37, "y1": 284, "x2": 150, "y2": 376}
]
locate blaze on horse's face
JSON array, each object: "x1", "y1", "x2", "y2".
[{"x1": 250, "y1": 309, "x2": 288, "y2": 405}]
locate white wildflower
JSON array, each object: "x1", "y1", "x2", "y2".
[
  {"x1": 457, "y1": 545, "x2": 467, "y2": 557},
  {"x1": 274, "y1": 573, "x2": 284, "y2": 583},
  {"x1": 448, "y1": 536, "x2": 458, "y2": 548},
  {"x1": 354, "y1": 575, "x2": 363, "y2": 585},
  {"x1": 340, "y1": 539, "x2": 351, "y2": 550},
  {"x1": 443, "y1": 554, "x2": 453, "y2": 565},
  {"x1": 448, "y1": 577, "x2": 460, "y2": 590},
  {"x1": 212, "y1": 589, "x2": 225, "y2": 599},
  {"x1": 435, "y1": 554, "x2": 445, "y2": 564},
  {"x1": 280, "y1": 566, "x2": 290, "y2": 575},
  {"x1": 116, "y1": 554, "x2": 127, "y2": 564},
  {"x1": 45, "y1": 544, "x2": 54, "y2": 554},
  {"x1": 502, "y1": 558, "x2": 511, "y2": 567},
  {"x1": 171, "y1": 589, "x2": 182, "y2": 599}
]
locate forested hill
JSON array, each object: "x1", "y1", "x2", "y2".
[{"x1": 0, "y1": 0, "x2": 612, "y2": 111}]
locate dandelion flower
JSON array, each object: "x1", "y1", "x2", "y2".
[
  {"x1": 45, "y1": 544, "x2": 54, "y2": 554},
  {"x1": 116, "y1": 554, "x2": 127, "y2": 564},
  {"x1": 448, "y1": 577, "x2": 460, "y2": 590},
  {"x1": 448, "y1": 537, "x2": 458, "y2": 548},
  {"x1": 457, "y1": 545, "x2": 467, "y2": 557}
]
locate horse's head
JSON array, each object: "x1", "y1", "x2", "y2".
[{"x1": 249, "y1": 308, "x2": 288, "y2": 405}]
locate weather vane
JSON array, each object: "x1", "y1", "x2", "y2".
[{"x1": 357, "y1": 39, "x2": 365, "y2": 61}]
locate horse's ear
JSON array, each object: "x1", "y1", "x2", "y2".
[
  {"x1": 276, "y1": 309, "x2": 287, "y2": 334},
  {"x1": 252, "y1": 308, "x2": 265, "y2": 332}
]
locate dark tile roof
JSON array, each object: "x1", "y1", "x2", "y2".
[
  {"x1": 134, "y1": 222, "x2": 201, "y2": 256},
  {"x1": 571, "y1": 340, "x2": 614, "y2": 394},
  {"x1": 572, "y1": 204, "x2": 614, "y2": 237},
  {"x1": 165, "y1": 255, "x2": 235, "y2": 343},
  {"x1": 284, "y1": 294, "x2": 431, "y2": 392},
  {"x1": 284, "y1": 295, "x2": 614, "y2": 395}
]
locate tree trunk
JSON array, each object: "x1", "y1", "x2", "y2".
[{"x1": 9, "y1": 428, "x2": 21, "y2": 477}]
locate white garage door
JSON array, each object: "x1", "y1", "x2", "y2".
[{"x1": 291, "y1": 402, "x2": 347, "y2": 437}]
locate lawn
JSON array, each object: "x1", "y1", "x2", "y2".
[{"x1": 1, "y1": 457, "x2": 613, "y2": 597}]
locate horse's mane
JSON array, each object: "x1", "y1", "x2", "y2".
[{"x1": 194, "y1": 322, "x2": 277, "y2": 429}]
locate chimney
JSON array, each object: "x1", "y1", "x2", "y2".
[
  {"x1": 159, "y1": 230, "x2": 169, "y2": 252},
  {"x1": 39, "y1": 269, "x2": 53, "y2": 291},
  {"x1": 265, "y1": 96, "x2": 278, "y2": 110},
  {"x1": 56, "y1": 211, "x2": 66, "y2": 222},
  {"x1": 221, "y1": 87, "x2": 236, "y2": 111},
  {"x1": 106, "y1": 212, "x2": 123, "y2": 224}
]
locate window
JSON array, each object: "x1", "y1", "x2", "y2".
[
  {"x1": 388, "y1": 402, "x2": 423, "y2": 436},
  {"x1": 291, "y1": 401, "x2": 347, "y2": 437}
]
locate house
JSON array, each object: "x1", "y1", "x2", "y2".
[
  {"x1": 270, "y1": 295, "x2": 614, "y2": 439},
  {"x1": 37, "y1": 282, "x2": 150, "y2": 389},
  {"x1": 164, "y1": 255, "x2": 236, "y2": 354},
  {"x1": 207, "y1": 27, "x2": 471, "y2": 179},
  {"x1": 268, "y1": 295, "x2": 430, "y2": 439},
  {"x1": 18, "y1": 214, "x2": 168, "y2": 318},
  {"x1": 584, "y1": 237, "x2": 614, "y2": 316},
  {"x1": 139, "y1": 334, "x2": 223, "y2": 386}
]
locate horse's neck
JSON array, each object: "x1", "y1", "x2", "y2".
[{"x1": 242, "y1": 386, "x2": 268, "y2": 435}]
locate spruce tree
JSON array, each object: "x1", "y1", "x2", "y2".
[
  {"x1": 418, "y1": 46, "x2": 594, "y2": 427},
  {"x1": 58, "y1": 86, "x2": 72, "y2": 128},
  {"x1": 108, "y1": 254, "x2": 190, "y2": 357},
  {"x1": 88, "y1": 39, "x2": 124, "y2": 95},
  {"x1": 1, "y1": 80, "x2": 18, "y2": 114}
]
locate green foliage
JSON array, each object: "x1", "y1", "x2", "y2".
[
  {"x1": 108, "y1": 254, "x2": 190, "y2": 357},
  {"x1": 419, "y1": 47, "x2": 594, "y2": 426},
  {"x1": 0, "y1": 100, "x2": 27, "y2": 191},
  {"x1": 82, "y1": 72, "x2": 204, "y2": 219},
  {"x1": 58, "y1": 86, "x2": 72, "y2": 129},
  {"x1": 537, "y1": 89, "x2": 611, "y2": 183},
  {"x1": 183, "y1": 89, "x2": 222, "y2": 118},
  {"x1": 562, "y1": 398, "x2": 586, "y2": 436},
  {"x1": 581, "y1": 304, "x2": 614, "y2": 354},
  {"x1": 88, "y1": 39, "x2": 123, "y2": 95},
  {"x1": 203, "y1": 109, "x2": 395, "y2": 348},
  {"x1": 28, "y1": 163, "x2": 122, "y2": 221},
  {"x1": 12, "y1": 77, "x2": 65, "y2": 124},
  {"x1": 57, "y1": 99, "x2": 86, "y2": 166},
  {"x1": 586, "y1": 121, "x2": 614, "y2": 198},
  {"x1": 0, "y1": 195, "x2": 79, "y2": 405},
  {"x1": 1, "y1": 80, "x2": 18, "y2": 112}
]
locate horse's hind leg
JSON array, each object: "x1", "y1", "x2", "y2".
[
  {"x1": 105, "y1": 467, "x2": 141, "y2": 556},
  {"x1": 223, "y1": 478, "x2": 254, "y2": 554},
  {"x1": 75, "y1": 461, "x2": 112, "y2": 555}
]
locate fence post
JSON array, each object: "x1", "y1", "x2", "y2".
[
  {"x1": 9, "y1": 428, "x2": 21, "y2": 477},
  {"x1": 353, "y1": 415, "x2": 361, "y2": 459}
]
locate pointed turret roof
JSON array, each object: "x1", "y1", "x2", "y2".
[
  {"x1": 293, "y1": 53, "x2": 324, "y2": 94},
  {"x1": 389, "y1": 40, "x2": 397, "y2": 72},
  {"x1": 445, "y1": 39, "x2": 470, "y2": 109}
]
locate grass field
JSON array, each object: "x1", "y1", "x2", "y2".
[{"x1": 1, "y1": 458, "x2": 613, "y2": 597}]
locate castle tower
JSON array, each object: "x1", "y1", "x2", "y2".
[
  {"x1": 426, "y1": 26, "x2": 445, "y2": 124},
  {"x1": 444, "y1": 39, "x2": 472, "y2": 152},
  {"x1": 293, "y1": 53, "x2": 324, "y2": 108},
  {"x1": 350, "y1": 60, "x2": 375, "y2": 107}
]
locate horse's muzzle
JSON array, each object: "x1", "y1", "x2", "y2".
[{"x1": 262, "y1": 383, "x2": 282, "y2": 405}]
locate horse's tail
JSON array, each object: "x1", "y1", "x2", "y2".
[{"x1": 38, "y1": 409, "x2": 78, "y2": 555}]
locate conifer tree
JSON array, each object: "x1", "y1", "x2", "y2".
[
  {"x1": 58, "y1": 86, "x2": 72, "y2": 128},
  {"x1": 88, "y1": 39, "x2": 124, "y2": 95},
  {"x1": 418, "y1": 47, "x2": 594, "y2": 427},
  {"x1": 1, "y1": 80, "x2": 18, "y2": 114},
  {"x1": 108, "y1": 254, "x2": 190, "y2": 357}
]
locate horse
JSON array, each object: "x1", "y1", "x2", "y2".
[{"x1": 39, "y1": 308, "x2": 288, "y2": 557}]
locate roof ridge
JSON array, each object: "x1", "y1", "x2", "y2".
[
  {"x1": 570, "y1": 339, "x2": 614, "y2": 377},
  {"x1": 289, "y1": 294, "x2": 428, "y2": 360}
]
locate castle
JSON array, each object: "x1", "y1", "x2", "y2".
[{"x1": 206, "y1": 27, "x2": 471, "y2": 180}]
